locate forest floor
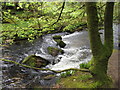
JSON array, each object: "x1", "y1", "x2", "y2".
[{"x1": 107, "y1": 49, "x2": 119, "y2": 88}]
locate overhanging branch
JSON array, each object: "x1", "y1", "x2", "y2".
[{"x1": 51, "y1": 0, "x2": 66, "y2": 26}]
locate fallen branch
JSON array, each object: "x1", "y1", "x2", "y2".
[{"x1": 0, "y1": 58, "x2": 90, "y2": 73}]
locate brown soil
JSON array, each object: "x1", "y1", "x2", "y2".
[{"x1": 107, "y1": 50, "x2": 120, "y2": 88}]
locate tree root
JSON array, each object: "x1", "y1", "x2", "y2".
[{"x1": 0, "y1": 58, "x2": 90, "y2": 73}]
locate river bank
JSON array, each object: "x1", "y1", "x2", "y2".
[
  {"x1": 50, "y1": 49, "x2": 119, "y2": 88},
  {"x1": 108, "y1": 49, "x2": 119, "y2": 88}
]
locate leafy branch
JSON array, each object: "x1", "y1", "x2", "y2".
[{"x1": 2, "y1": 11, "x2": 23, "y2": 30}]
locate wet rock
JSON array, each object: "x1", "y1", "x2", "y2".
[
  {"x1": 47, "y1": 47, "x2": 64, "y2": 57},
  {"x1": 22, "y1": 55, "x2": 49, "y2": 68},
  {"x1": 56, "y1": 40, "x2": 66, "y2": 48},
  {"x1": 53, "y1": 35, "x2": 66, "y2": 48}
]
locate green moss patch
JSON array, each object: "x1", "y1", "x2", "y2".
[
  {"x1": 22, "y1": 55, "x2": 49, "y2": 67},
  {"x1": 80, "y1": 61, "x2": 92, "y2": 69},
  {"x1": 53, "y1": 35, "x2": 62, "y2": 40},
  {"x1": 47, "y1": 46, "x2": 64, "y2": 56},
  {"x1": 56, "y1": 71, "x2": 104, "y2": 88}
]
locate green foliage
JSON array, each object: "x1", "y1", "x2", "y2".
[
  {"x1": 63, "y1": 22, "x2": 86, "y2": 32},
  {"x1": 78, "y1": 74, "x2": 92, "y2": 80},
  {"x1": 60, "y1": 70, "x2": 75, "y2": 78},
  {"x1": 2, "y1": 2, "x2": 117, "y2": 44},
  {"x1": 80, "y1": 61, "x2": 91, "y2": 69},
  {"x1": 2, "y1": 2, "x2": 87, "y2": 44}
]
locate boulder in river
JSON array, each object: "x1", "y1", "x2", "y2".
[
  {"x1": 53, "y1": 35, "x2": 66, "y2": 48},
  {"x1": 22, "y1": 55, "x2": 50, "y2": 68},
  {"x1": 47, "y1": 46, "x2": 64, "y2": 56}
]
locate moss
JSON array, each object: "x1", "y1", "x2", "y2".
[
  {"x1": 89, "y1": 53, "x2": 113, "y2": 88},
  {"x1": 86, "y1": 2, "x2": 114, "y2": 86},
  {"x1": 22, "y1": 55, "x2": 49, "y2": 67},
  {"x1": 56, "y1": 65, "x2": 113, "y2": 88},
  {"x1": 22, "y1": 55, "x2": 35, "y2": 64},
  {"x1": 54, "y1": 39, "x2": 66, "y2": 48},
  {"x1": 47, "y1": 46, "x2": 64, "y2": 56},
  {"x1": 57, "y1": 71, "x2": 104, "y2": 88},
  {"x1": 33, "y1": 87, "x2": 42, "y2": 90},
  {"x1": 53, "y1": 35, "x2": 62, "y2": 40}
]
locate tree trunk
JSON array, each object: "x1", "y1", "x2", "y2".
[
  {"x1": 104, "y1": 2, "x2": 114, "y2": 55},
  {"x1": 86, "y1": 2, "x2": 114, "y2": 87}
]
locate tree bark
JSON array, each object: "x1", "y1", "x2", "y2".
[
  {"x1": 86, "y1": 2, "x2": 114, "y2": 87},
  {"x1": 86, "y1": 2, "x2": 103, "y2": 57},
  {"x1": 104, "y1": 2, "x2": 114, "y2": 55}
]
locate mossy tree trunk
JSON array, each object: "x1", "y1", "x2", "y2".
[{"x1": 86, "y1": 2, "x2": 114, "y2": 86}]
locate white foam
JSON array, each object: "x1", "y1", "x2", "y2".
[{"x1": 49, "y1": 48, "x2": 92, "y2": 70}]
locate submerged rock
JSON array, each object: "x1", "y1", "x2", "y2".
[
  {"x1": 22, "y1": 55, "x2": 49, "y2": 68},
  {"x1": 47, "y1": 46, "x2": 64, "y2": 56},
  {"x1": 53, "y1": 35, "x2": 66, "y2": 48}
]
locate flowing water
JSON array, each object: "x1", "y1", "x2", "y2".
[{"x1": 1, "y1": 24, "x2": 119, "y2": 88}]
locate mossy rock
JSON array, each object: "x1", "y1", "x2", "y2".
[
  {"x1": 55, "y1": 39, "x2": 66, "y2": 48},
  {"x1": 22, "y1": 55, "x2": 49, "y2": 68},
  {"x1": 53, "y1": 35, "x2": 66, "y2": 48},
  {"x1": 47, "y1": 46, "x2": 64, "y2": 56},
  {"x1": 53, "y1": 35, "x2": 62, "y2": 40}
]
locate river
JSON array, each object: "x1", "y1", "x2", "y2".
[{"x1": 1, "y1": 23, "x2": 119, "y2": 88}]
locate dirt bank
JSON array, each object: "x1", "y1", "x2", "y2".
[{"x1": 107, "y1": 50, "x2": 119, "y2": 88}]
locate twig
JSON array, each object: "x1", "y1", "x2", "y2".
[
  {"x1": 0, "y1": 58, "x2": 90, "y2": 73},
  {"x1": 42, "y1": 0, "x2": 66, "y2": 30},
  {"x1": 51, "y1": 0, "x2": 66, "y2": 26}
]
